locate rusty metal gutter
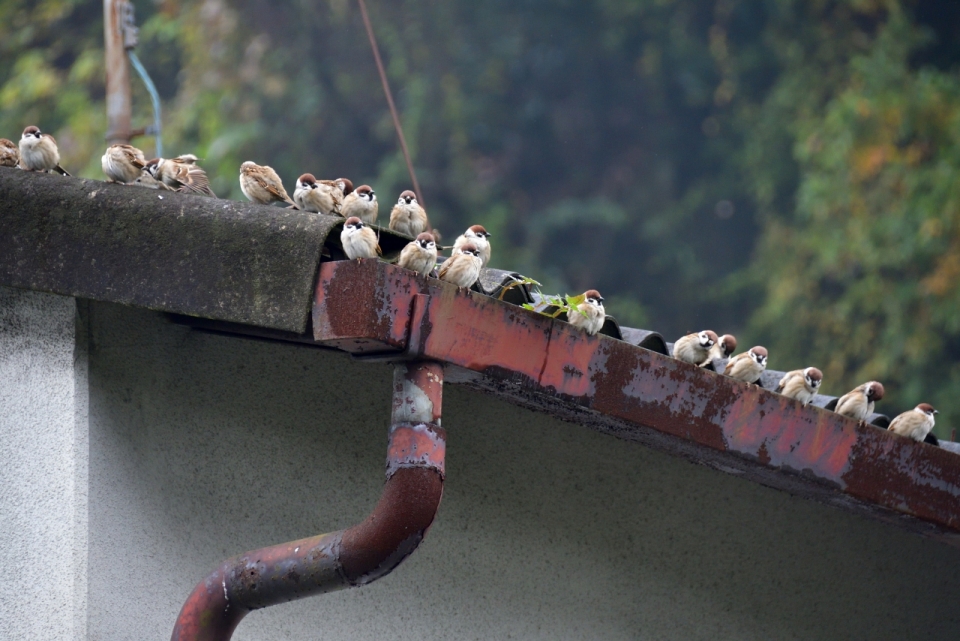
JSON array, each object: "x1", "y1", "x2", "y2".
[
  {"x1": 170, "y1": 361, "x2": 445, "y2": 640},
  {"x1": 313, "y1": 259, "x2": 960, "y2": 546}
]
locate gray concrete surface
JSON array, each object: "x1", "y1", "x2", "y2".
[
  {"x1": 0, "y1": 288, "x2": 88, "y2": 640},
  {"x1": 4, "y1": 290, "x2": 960, "y2": 639}
]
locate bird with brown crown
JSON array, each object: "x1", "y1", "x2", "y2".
[
  {"x1": 673, "y1": 330, "x2": 719, "y2": 365},
  {"x1": 19, "y1": 126, "x2": 69, "y2": 175},
  {"x1": 566, "y1": 290, "x2": 606, "y2": 336},
  {"x1": 834, "y1": 381, "x2": 884, "y2": 425},
  {"x1": 453, "y1": 225, "x2": 493, "y2": 268},
  {"x1": 389, "y1": 190, "x2": 430, "y2": 238},
  {"x1": 438, "y1": 243, "x2": 482, "y2": 290},
  {"x1": 888, "y1": 403, "x2": 938, "y2": 442},
  {"x1": 775, "y1": 367, "x2": 823, "y2": 406},
  {"x1": 340, "y1": 217, "x2": 380, "y2": 260},
  {"x1": 294, "y1": 173, "x2": 342, "y2": 215},
  {"x1": 398, "y1": 232, "x2": 438, "y2": 275},
  {"x1": 723, "y1": 346, "x2": 768, "y2": 384},
  {"x1": 341, "y1": 185, "x2": 378, "y2": 225}
]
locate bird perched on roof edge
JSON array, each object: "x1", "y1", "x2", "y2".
[
  {"x1": 389, "y1": 190, "x2": 430, "y2": 238},
  {"x1": 438, "y1": 242, "x2": 482, "y2": 289},
  {"x1": 398, "y1": 232, "x2": 438, "y2": 275},
  {"x1": 701, "y1": 334, "x2": 737, "y2": 367},
  {"x1": 341, "y1": 185, "x2": 378, "y2": 225},
  {"x1": 888, "y1": 403, "x2": 937, "y2": 442},
  {"x1": 19, "y1": 126, "x2": 70, "y2": 175},
  {"x1": 340, "y1": 217, "x2": 380, "y2": 260},
  {"x1": 0, "y1": 138, "x2": 20, "y2": 167},
  {"x1": 240, "y1": 161, "x2": 297, "y2": 207},
  {"x1": 723, "y1": 346, "x2": 767, "y2": 384},
  {"x1": 673, "y1": 330, "x2": 719, "y2": 365},
  {"x1": 294, "y1": 173, "x2": 342, "y2": 215},
  {"x1": 834, "y1": 381, "x2": 884, "y2": 425},
  {"x1": 775, "y1": 367, "x2": 822, "y2": 406},
  {"x1": 566, "y1": 290, "x2": 606, "y2": 336},
  {"x1": 453, "y1": 225, "x2": 492, "y2": 268},
  {"x1": 147, "y1": 156, "x2": 216, "y2": 197},
  {"x1": 102, "y1": 144, "x2": 146, "y2": 184}
]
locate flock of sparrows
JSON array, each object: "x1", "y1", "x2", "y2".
[{"x1": 0, "y1": 126, "x2": 942, "y2": 445}]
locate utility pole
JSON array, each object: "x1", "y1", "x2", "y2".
[{"x1": 104, "y1": 0, "x2": 132, "y2": 144}]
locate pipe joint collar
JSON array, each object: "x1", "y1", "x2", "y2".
[{"x1": 386, "y1": 422, "x2": 446, "y2": 480}]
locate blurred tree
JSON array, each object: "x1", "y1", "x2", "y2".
[
  {"x1": 0, "y1": 0, "x2": 957, "y2": 434},
  {"x1": 740, "y1": 3, "x2": 960, "y2": 436}
]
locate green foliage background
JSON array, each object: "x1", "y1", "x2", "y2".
[{"x1": 2, "y1": 0, "x2": 959, "y2": 435}]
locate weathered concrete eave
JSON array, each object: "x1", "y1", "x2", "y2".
[
  {"x1": 2, "y1": 168, "x2": 959, "y2": 547},
  {"x1": 0, "y1": 168, "x2": 339, "y2": 334}
]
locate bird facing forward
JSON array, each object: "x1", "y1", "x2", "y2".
[
  {"x1": 566, "y1": 290, "x2": 606, "y2": 336},
  {"x1": 0, "y1": 138, "x2": 19, "y2": 167},
  {"x1": 294, "y1": 173, "x2": 342, "y2": 215},
  {"x1": 341, "y1": 185, "x2": 378, "y2": 225},
  {"x1": 147, "y1": 156, "x2": 216, "y2": 197},
  {"x1": 701, "y1": 334, "x2": 737, "y2": 367},
  {"x1": 438, "y1": 243, "x2": 482, "y2": 289},
  {"x1": 340, "y1": 217, "x2": 380, "y2": 260},
  {"x1": 775, "y1": 367, "x2": 823, "y2": 406},
  {"x1": 673, "y1": 330, "x2": 719, "y2": 365},
  {"x1": 888, "y1": 403, "x2": 938, "y2": 442},
  {"x1": 834, "y1": 381, "x2": 885, "y2": 424},
  {"x1": 722, "y1": 346, "x2": 768, "y2": 384},
  {"x1": 19, "y1": 126, "x2": 70, "y2": 175},
  {"x1": 398, "y1": 232, "x2": 438, "y2": 275},
  {"x1": 389, "y1": 190, "x2": 429, "y2": 238},
  {"x1": 240, "y1": 161, "x2": 297, "y2": 207},
  {"x1": 102, "y1": 144, "x2": 146, "y2": 184},
  {"x1": 453, "y1": 225, "x2": 493, "y2": 268}
]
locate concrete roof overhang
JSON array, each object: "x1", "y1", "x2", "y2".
[{"x1": 2, "y1": 167, "x2": 959, "y2": 546}]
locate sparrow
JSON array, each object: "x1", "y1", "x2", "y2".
[
  {"x1": 101, "y1": 144, "x2": 146, "y2": 183},
  {"x1": 438, "y1": 243, "x2": 482, "y2": 289},
  {"x1": 132, "y1": 170, "x2": 173, "y2": 190},
  {"x1": 834, "y1": 381, "x2": 885, "y2": 424},
  {"x1": 722, "y1": 346, "x2": 768, "y2": 384},
  {"x1": 0, "y1": 138, "x2": 19, "y2": 167},
  {"x1": 453, "y1": 225, "x2": 493, "y2": 268},
  {"x1": 336, "y1": 178, "x2": 355, "y2": 197},
  {"x1": 146, "y1": 156, "x2": 216, "y2": 197},
  {"x1": 341, "y1": 185, "x2": 378, "y2": 224},
  {"x1": 775, "y1": 367, "x2": 823, "y2": 406},
  {"x1": 18, "y1": 126, "x2": 70, "y2": 175},
  {"x1": 389, "y1": 190, "x2": 429, "y2": 238},
  {"x1": 566, "y1": 289, "x2": 606, "y2": 336},
  {"x1": 294, "y1": 173, "x2": 342, "y2": 215},
  {"x1": 672, "y1": 330, "x2": 719, "y2": 365},
  {"x1": 700, "y1": 334, "x2": 737, "y2": 367},
  {"x1": 888, "y1": 403, "x2": 938, "y2": 442},
  {"x1": 240, "y1": 161, "x2": 297, "y2": 208},
  {"x1": 340, "y1": 217, "x2": 381, "y2": 260},
  {"x1": 398, "y1": 232, "x2": 438, "y2": 275}
]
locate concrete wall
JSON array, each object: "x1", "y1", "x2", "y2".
[
  {"x1": 0, "y1": 288, "x2": 87, "y2": 640},
  {"x1": 3, "y1": 288, "x2": 960, "y2": 639}
]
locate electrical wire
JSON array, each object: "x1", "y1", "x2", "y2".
[{"x1": 357, "y1": 0, "x2": 424, "y2": 209}]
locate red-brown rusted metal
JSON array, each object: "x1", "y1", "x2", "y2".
[
  {"x1": 313, "y1": 259, "x2": 960, "y2": 543},
  {"x1": 170, "y1": 361, "x2": 445, "y2": 640}
]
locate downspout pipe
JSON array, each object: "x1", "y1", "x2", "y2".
[{"x1": 171, "y1": 361, "x2": 446, "y2": 640}]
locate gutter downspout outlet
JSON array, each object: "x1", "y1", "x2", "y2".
[{"x1": 171, "y1": 361, "x2": 446, "y2": 640}]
